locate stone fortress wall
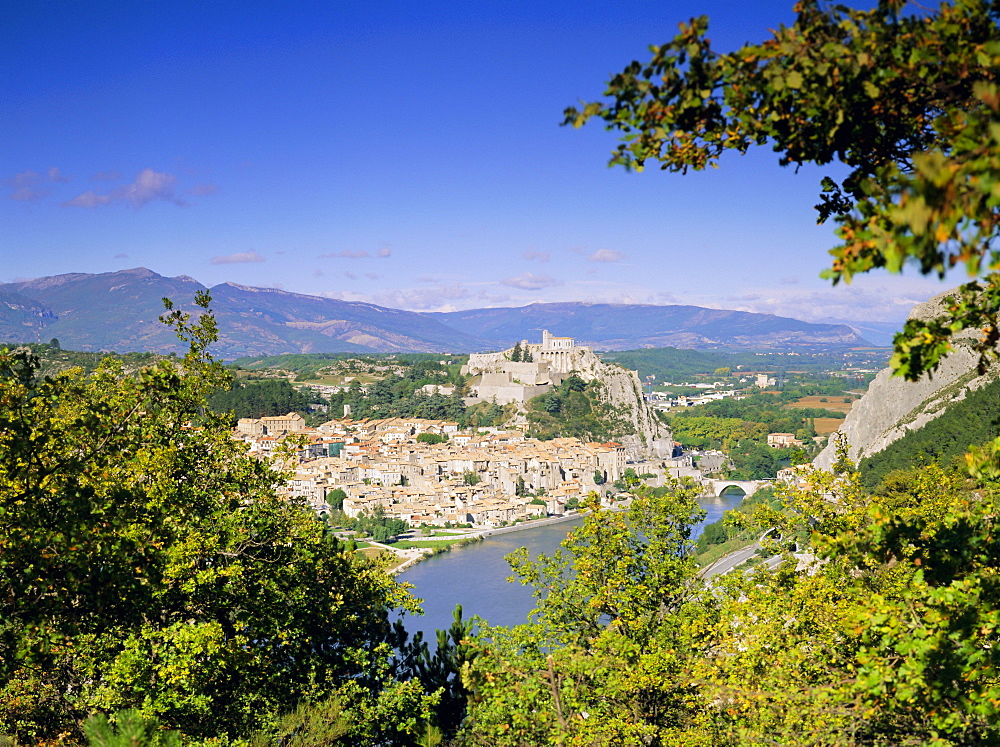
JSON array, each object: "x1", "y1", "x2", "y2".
[
  {"x1": 463, "y1": 329, "x2": 595, "y2": 404},
  {"x1": 461, "y1": 330, "x2": 673, "y2": 458}
]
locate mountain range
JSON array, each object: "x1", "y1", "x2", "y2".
[{"x1": 0, "y1": 268, "x2": 872, "y2": 357}]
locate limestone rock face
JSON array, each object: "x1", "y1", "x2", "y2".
[
  {"x1": 814, "y1": 289, "x2": 998, "y2": 470},
  {"x1": 586, "y1": 359, "x2": 674, "y2": 459}
]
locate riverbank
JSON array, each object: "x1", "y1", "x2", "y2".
[{"x1": 368, "y1": 511, "x2": 587, "y2": 574}]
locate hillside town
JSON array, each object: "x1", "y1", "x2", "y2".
[{"x1": 235, "y1": 412, "x2": 640, "y2": 528}]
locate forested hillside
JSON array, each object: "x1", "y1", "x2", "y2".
[
  {"x1": 858, "y1": 376, "x2": 1000, "y2": 488},
  {"x1": 206, "y1": 378, "x2": 315, "y2": 422}
]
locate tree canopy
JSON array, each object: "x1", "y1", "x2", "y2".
[
  {"x1": 0, "y1": 295, "x2": 439, "y2": 744},
  {"x1": 566, "y1": 0, "x2": 1000, "y2": 382}
]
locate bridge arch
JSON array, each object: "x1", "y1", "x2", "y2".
[{"x1": 709, "y1": 479, "x2": 763, "y2": 499}]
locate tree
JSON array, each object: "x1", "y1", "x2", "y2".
[
  {"x1": 0, "y1": 295, "x2": 434, "y2": 743},
  {"x1": 460, "y1": 487, "x2": 708, "y2": 743},
  {"x1": 327, "y1": 487, "x2": 347, "y2": 511},
  {"x1": 416, "y1": 432, "x2": 447, "y2": 445},
  {"x1": 566, "y1": 0, "x2": 1000, "y2": 383},
  {"x1": 462, "y1": 470, "x2": 481, "y2": 486}
]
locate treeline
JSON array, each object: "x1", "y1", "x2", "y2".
[
  {"x1": 600, "y1": 347, "x2": 737, "y2": 379},
  {"x1": 230, "y1": 352, "x2": 468, "y2": 383},
  {"x1": 330, "y1": 379, "x2": 467, "y2": 422},
  {"x1": 206, "y1": 377, "x2": 314, "y2": 421},
  {"x1": 8, "y1": 340, "x2": 163, "y2": 377}
]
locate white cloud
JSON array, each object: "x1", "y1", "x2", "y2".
[
  {"x1": 5, "y1": 167, "x2": 71, "y2": 201},
  {"x1": 710, "y1": 277, "x2": 948, "y2": 323},
  {"x1": 501, "y1": 272, "x2": 563, "y2": 290},
  {"x1": 319, "y1": 250, "x2": 370, "y2": 259},
  {"x1": 64, "y1": 168, "x2": 185, "y2": 209},
  {"x1": 522, "y1": 250, "x2": 550, "y2": 262},
  {"x1": 9, "y1": 186, "x2": 48, "y2": 202},
  {"x1": 210, "y1": 250, "x2": 266, "y2": 265},
  {"x1": 377, "y1": 247, "x2": 392, "y2": 258},
  {"x1": 377, "y1": 285, "x2": 474, "y2": 310},
  {"x1": 588, "y1": 248, "x2": 625, "y2": 263}
]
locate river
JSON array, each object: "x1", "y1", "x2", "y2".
[{"x1": 397, "y1": 488, "x2": 747, "y2": 642}]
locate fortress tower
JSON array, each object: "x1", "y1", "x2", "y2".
[{"x1": 536, "y1": 329, "x2": 577, "y2": 374}]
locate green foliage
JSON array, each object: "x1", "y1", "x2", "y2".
[
  {"x1": 333, "y1": 377, "x2": 466, "y2": 423},
  {"x1": 327, "y1": 487, "x2": 347, "y2": 511},
  {"x1": 206, "y1": 377, "x2": 312, "y2": 422},
  {"x1": 463, "y1": 401, "x2": 510, "y2": 429},
  {"x1": 460, "y1": 486, "x2": 708, "y2": 743},
  {"x1": 463, "y1": 461, "x2": 1000, "y2": 744},
  {"x1": 395, "y1": 606, "x2": 478, "y2": 740},
  {"x1": 416, "y1": 432, "x2": 447, "y2": 445},
  {"x1": 348, "y1": 506, "x2": 408, "y2": 544},
  {"x1": 726, "y1": 440, "x2": 784, "y2": 480},
  {"x1": 83, "y1": 710, "x2": 181, "y2": 747},
  {"x1": 669, "y1": 415, "x2": 768, "y2": 450},
  {"x1": 525, "y1": 379, "x2": 615, "y2": 442},
  {"x1": 0, "y1": 295, "x2": 428, "y2": 742},
  {"x1": 462, "y1": 471, "x2": 481, "y2": 486},
  {"x1": 566, "y1": 0, "x2": 1000, "y2": 382}
]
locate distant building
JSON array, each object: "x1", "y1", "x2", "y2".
[
  {"x1": 767, "y1": 432, "x2": 801, "y2": 448},
  {"x1": 237, "y1": 411, "x2": 306, "y2": 436}
]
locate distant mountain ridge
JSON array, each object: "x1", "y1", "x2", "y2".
[
  {"x1": 0, "y1": 268, "x2": 871, "y2": 357},
  {"x1": 0, "y1": 268, "x2": 489, "y2": 357},
  {"x1": 428, "y1": 302, "x2": 870, "y2": 350}
]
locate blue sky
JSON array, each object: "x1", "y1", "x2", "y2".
[{"x1": 2, "y1": 0, "x2": 950, "y2": 323}]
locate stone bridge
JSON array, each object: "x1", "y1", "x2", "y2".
[{"x1": 706, "y1": 479, "x2": 767, "y2": 498}]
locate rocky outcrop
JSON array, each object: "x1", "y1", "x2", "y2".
[
  {"x1": 585, "y1": 360, "x2": 674, "y2": 459},
  {"x1": 464, "y1": 331, "x2": 672, "y2": 459},
  {"x1": 814, "y1": 289, "x2": 999, "y2": 470}
]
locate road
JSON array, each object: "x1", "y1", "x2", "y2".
[{"x1": 698, "y1": 529, "x2": 780, "y2": 580}]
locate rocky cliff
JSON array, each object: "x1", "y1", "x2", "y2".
[
  {"x1": 583, "y1": 359, "x2": 674, "y2": 459},
  {"x1": 814, "y1": 289, "x2": 999, "y2": 470}
]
